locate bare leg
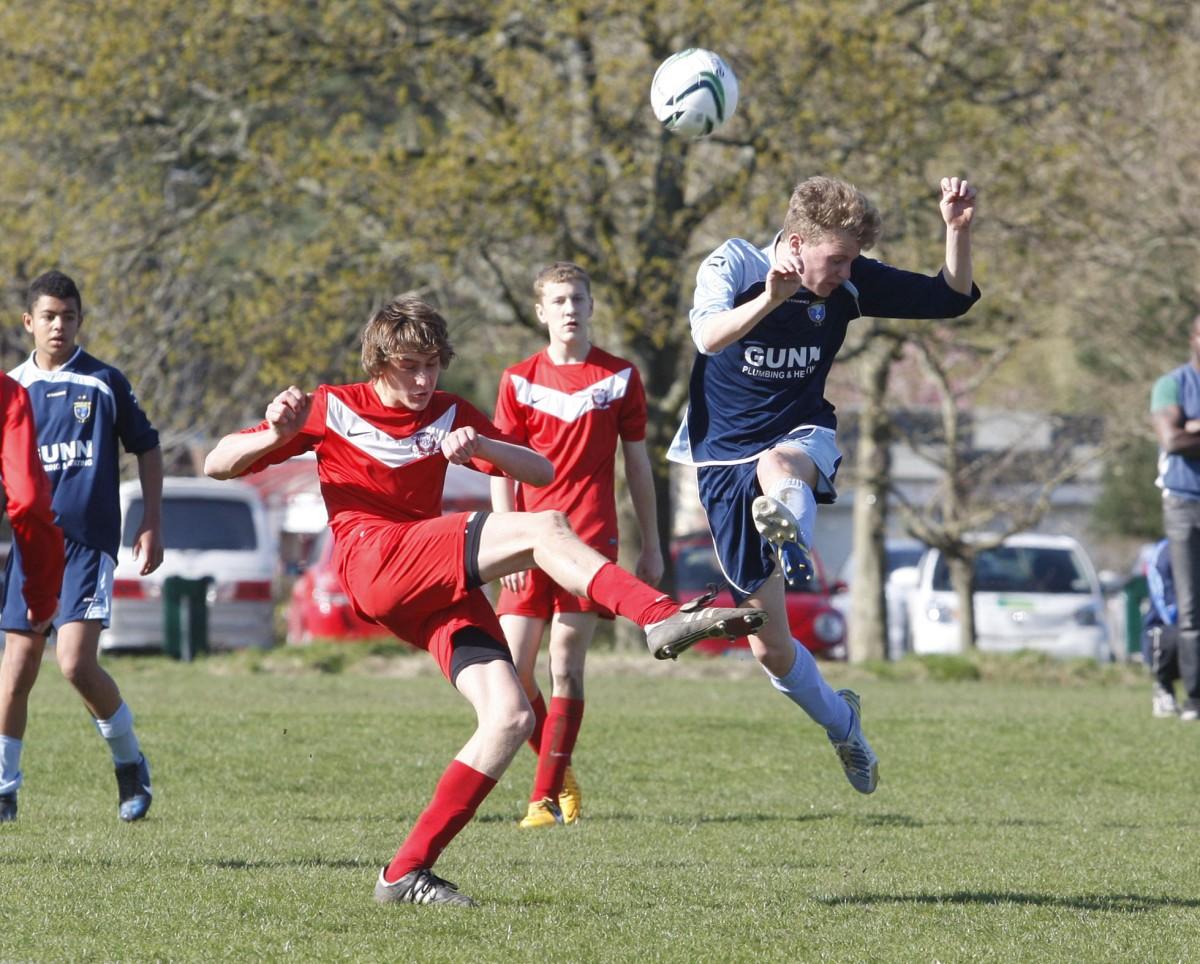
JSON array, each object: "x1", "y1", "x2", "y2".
[
  {"x1": 546, "y1": 612, "x2": 597, "y2": 701},
  {"x1": 452, "y1": 658, "x2": 535, "y2": 778},
  {"x1": 500, "y1": 613, "x2": 547, "y2": 703},
  {"x1": 476, "y1": 510, "x2": 607, "y2": 594},
  {"x1": 0, "y1": 631, "x2": 47, "y2": 738},
  {"x1": 54, "y1": 621, "x2": 121, "y2": 721}
]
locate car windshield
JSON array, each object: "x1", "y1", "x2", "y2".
[
  {"x1": 887, "y1": 545, "x2": 925, "y2": 572},
  {"x1": 122, "y1": 497, "x2": 258, "y2": 551},
  {"x1": 675, "y1": 543, "x2": 821, "y2": 594},
  {"x1": 931, "y1": 545, "x2": 1089, "y2": 594}
]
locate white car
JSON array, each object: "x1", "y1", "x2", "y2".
[
  {"x1": 908, "y1": 533, "x2": 1111, "y2": 661},
  {"x1": 832, "y1": 538, "x2": 926, "y2": 659},
  {"x1": 104, "y1": 477, "x2": 277, "y2": 651}
]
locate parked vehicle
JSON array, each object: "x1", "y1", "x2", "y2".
[
  {"x1": 672, "y1": 533, "x2": 846, "y2": 658},
  {"x1": 832, "y1": 537, "x2": 926, "y2": 659},
  {"x1": 104, "y1": 477, "x2": 277, "y2": 651},
  {"x1": 287, "y1": 527, "x2": 392, "y2": 644},
  {"x1": 907, "y1": 533, "x2": 1111, "y2": 661}
]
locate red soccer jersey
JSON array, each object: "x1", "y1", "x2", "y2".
[
  {"x1": 0, "y1": 375, "x2": 64, "y2": 622},
  {"x1": 493, "y1": 346, "x2": 646, "y2": 553},
  {"x1": 241, "y1": 383, "x2": 509, "y2": 540}
]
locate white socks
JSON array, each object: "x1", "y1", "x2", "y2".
[
  {"x1": 0, "y1": 735, "x2": 21, "y2": 794},
  {"x1": 767, "y1": 477, "x2": 816, "y2": 548},
  {"x1": 95, "y1": 702, "x2": 142, "y2": 766},
  {"x1": 766, "y1": 639, "x2": 851, "y2": 735}
]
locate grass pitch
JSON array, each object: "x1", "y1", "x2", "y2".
[{"x1": 0, "y1": 648, "x2": 1194, "y2": 962}]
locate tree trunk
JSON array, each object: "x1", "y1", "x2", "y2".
[
  {"x1": 848, "y1": 335, "x2": 902, "y2": 663},
  {"x1": 947, "y1": 554, "x2": 978, "y2": 651}
]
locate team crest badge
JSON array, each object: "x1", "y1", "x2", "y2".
[
  {"x1": 412, "y1": 430, "x2": 439, "y2": 456},
  {"x1": 590, "y1": 388, "x2": 612, "y2": 410},
  {"x1": 72, "y1": 396, "x2": 92, "y2": 423},
  {"x1": 807, "y1": 303, "x2": 826, "y2": 324}
]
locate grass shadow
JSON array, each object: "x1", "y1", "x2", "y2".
[{"x1": 820, "y1": 890, "x2": 1200, "y2": 913}]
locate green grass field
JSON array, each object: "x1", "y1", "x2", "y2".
[{"x1": 1, "y1": 647, "x2": 1194, "y2": 962}]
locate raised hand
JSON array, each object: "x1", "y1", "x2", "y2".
[
  {"x1": 939, "y1": 176, "x2": 977, "y2": 231},
  {"x1": 265, "y1": 386, "x2": 312, "y2": 438}
]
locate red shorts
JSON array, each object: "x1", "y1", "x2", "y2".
[{"x1": 335, "y1": 513, "x2": 508, "y2": 680}]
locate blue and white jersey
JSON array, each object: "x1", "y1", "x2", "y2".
[
  {"x1": 1144, "y1": 538, "x2": 1177, "y2": 630},
  {"x1": 668, "y1": 235, "x2": 981, "y2": 465},
  {"x1": 1151, "y1": 364, "x2": 1200, "y2": 501},
  {"x1": 9, "y1": 348, "x2": 159, "y2": 558}
]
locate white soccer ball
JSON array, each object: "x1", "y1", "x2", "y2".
[{"x1": 650, "y1": 48, "x2": 739, "y2": 139}]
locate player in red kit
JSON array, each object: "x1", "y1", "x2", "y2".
[
  {"x1": 492, "y1": 263, "x2": 662, "y2": 829},
  {"x1": 0, "y1": 374, "x2": 65, "y2": 823},
  {"x1": 204, "y1": 297, "x2": 765, "y2": 907}
]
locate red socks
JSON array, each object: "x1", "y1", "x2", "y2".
[
  {"x1": 531, "y1": 696, "x2": 584, "y2": 801},
  {"x1": 384, "y1": 760, "x2": 496, "y2": 883},
  {"x1": 586, "y1": 562, "x2": 678, "y2": 627},
  {"x1": 527, "y1": 691, "x2": 547, "y2": 754}
]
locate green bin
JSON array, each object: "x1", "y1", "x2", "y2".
[
  {"x1": 1123, "y1": 574, "x2": 1148, "y2": 659},
  {"x1": 163, "y1": 576, "x2": 213, "y2": 662}
]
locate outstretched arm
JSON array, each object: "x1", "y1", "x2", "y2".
[
  {"x1": 205, "y1": 386, "x2": 312, "y2": 479},
  {"x1": 442, "y1": 427, "x2": 553, "y2": 487},
  {"x1": 940, "y1": 176, "x2": 976, "y2": 296}
]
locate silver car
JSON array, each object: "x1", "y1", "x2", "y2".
[{"x1": 103, "y1": 477, "x2": 277, "y2": 651}]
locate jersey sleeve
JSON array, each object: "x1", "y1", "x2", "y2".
[
  {"x1": 0, "y1": 377, "x2": 64, "y2": 622},
  {"x1": 1151, "y1": 373, "x2": 1179, "y2": 413},
  {"x1": 618, "y1": 365, "x2": 648, "y2": 442},
  {"x1": 1147, "y1": 541, "x2": 1178, "y2": 625},
  {"x1": 492, "y1": 371, "x2": 529, "y2": 444},
  {"x1": 456, "y1": 397, "x2": 521, "y2": 477},
  {"x1": 111, "y1": 368, "x2": 161, "y2": 455},
  {"x1": 241, "y1": 388, "x2": 327, "y2": 475},
  {"x1": 852, "y1": 257, "x2": 980, "y2": 321},
  {"x1": 689, "y1": 240, "x2": 746, "y2": 354}
]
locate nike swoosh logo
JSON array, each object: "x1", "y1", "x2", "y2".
[{"x1": 347, "y1": 429, "x2": 373, "y2": 438}]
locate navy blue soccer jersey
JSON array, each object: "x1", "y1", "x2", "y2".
[
  {"x1": 9, "y1": 348, "x2": 159, "y2": 558},
  {"x1": 668, "y1": 235, "x2": 981, "y2": 466}
]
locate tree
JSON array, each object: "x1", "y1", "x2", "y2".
[{"x1": 0, "y1": 0, "x2": 1194, "y2": 635}]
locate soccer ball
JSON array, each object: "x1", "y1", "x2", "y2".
[{"x1": 650, "y1": 48, "x2": 739, "y2": 139}]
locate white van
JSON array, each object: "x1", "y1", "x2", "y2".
[
  {"x1": 908, "y1": 533, "x2": 1111, "y2": 661},
  {"x1": 103, "y1": 477, "x2": 277, "y2": 651}
]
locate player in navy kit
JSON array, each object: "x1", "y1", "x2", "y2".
[
  {"x1": 0, "y1": 270, "x2": 163, "y2": 822},
  {"x1": 669, "y1": 175, "x2": 981, "y2": 794},
  {"x1": 205, "y1": 296, "x2": 764, "y2": 907}
]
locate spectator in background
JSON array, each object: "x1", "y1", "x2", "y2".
[
  {"x1": 1142, "y1": 538, "x2": 1181, "y2": 718},
  {"x1": 1150, "y1": 314, "x2": 1200, "y2": 721}
]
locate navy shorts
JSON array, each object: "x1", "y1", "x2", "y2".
[
  {"x1": 696, "y1": 426, "x2": 842, "y2": 602},
  {"x1": 1, "y1": 538, "x2": 114, "y2": 632}
]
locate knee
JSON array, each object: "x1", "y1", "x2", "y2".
[
  {"x1": 57, "y1": 654, "x2": 85, "y2": 688},
  {"x1": 514, "y1": 702, "x2": 536, "y2": 745},
  {"x1": 549, "y1": 664, "x2": 584, "y2": 697},
  {"x1": 533, "y1": 510, "x2": 573, "y2": 541},
  {"x1": 498, "y1": 700, "x2": 535, "y2": 751},
  {"x1": 0, "y1": 654, "x2": 39, "y2": 698}
]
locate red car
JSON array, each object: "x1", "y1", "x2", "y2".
[
  {"x1": 671, "y1": 534, "x2": 846, "y2": 658},
  {"x1": 286, "y1": 528, "x2": 394, "y2": 644}
]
